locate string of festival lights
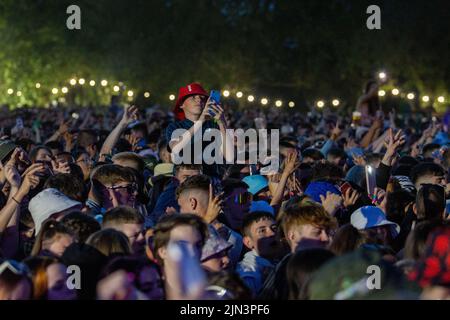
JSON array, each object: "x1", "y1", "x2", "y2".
[{"x1": 2, "y1": 71, "x2": 447, "y2": 109}]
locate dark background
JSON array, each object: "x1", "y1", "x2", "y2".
[{"x1": 0, "y1": 0, "x2": 448, "y2": 109}]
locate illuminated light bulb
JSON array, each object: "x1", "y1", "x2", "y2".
[
  {"x1": 89, "y1": 80, "x2": 96, "y2": 86},
  {"x1": 144, "y1": 92, "x2": 150, "y2": 98},
  {"x1": 222, "y1": 90, "x2": 230, "y2": 97},
  {"x1": 61, "y1": 87, "x2": 68, "y2": 94},
  {"x1": 35, "y1": 83, "x2": 41, "y2": 89},
  {"x1": 169, "y1": 94, "x2": 176, "y2": 101},
  {"x1": 7, "y1": 89, "x2": 13, "y2": 95},
  {"x1": 261, "y1": 98, "x2": 268, "y2": 105},
  {"x1": 236, "y1": 91, "x2": 243, "y2": 98},
  {"x1": 127, "y1": 90, "x2": 134, "y2": 97},
  {"x1": 437, "y1": 96, "x2": 445, "y2": 103},
  {"x1": 316, "y1": 100, "x2": 325, "y2": 108},
  {"x1": 52, "y1": 88, "x2": 58, "y2": 94},
  {"x1": 407, "y1": 93, "x2": 415, "y2": 100},
  {"x1": 70, "y1": 79, "x2": 77, "y2": 86},
  {"x1": 332, "y1": 99, "x2": 340, "y2": 106},
  {"x1": 275, "y1": 100, "x2": 282, "y2": 107},
  {"x1": 392, "y1": 88, "x2": 399, "y2": 95},
  {"x1": 378, "y1": 90, "x2": 386, "y2": 97},
  {"x1": 78, "y1": 78, "x2": 85, "y2": 85},
  {"x1": 378, "y1": 72, "x2": 386, "y2": 80},
  {"x1": 288, "y1": 101, "x2": 295, "y2": 108},
  {"x1": 113, "y1": 86, "x2": 120, "y2": 92},
  {"x1": 422, "y1": 96, "x2": 430, "y2": 102},
  {"x1": 247, "y1": 95, "x2": 255, "y2": 102},
  {"x1": 101, "y1": 80, "x2": 108, "y2": 87}
]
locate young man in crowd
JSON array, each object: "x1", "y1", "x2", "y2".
[
  {"x1": 221, "y1": 178, "x2": 252, "y2": 232},
  {"x1": 102, "y1": 206, "x2": 146, "y2": 256},
  {"x1": 153, "y1": 214, "x2": 208, "y2": 298},
  {"x1": 410, "y1": 162, "x2": 446, "y2": 190},
  {"x1": 112, "y1": 152, "x2": 146, "y2": 173},
  {"x1": 281, "y1": 204, "x2": 338, "y2": 252},
  {"x1": 87, "y1": 164, "x2": 138, "y2": 218},
  {"x1": 236, "y1": 211, "x2": 279, "y2": 296},
  {"x1": 149, "y1": 164, "x2": 203, "y2": 225},
  {"x1": 175, "y1": 174, "x2": 243, "y2": 266},
  {"x1": 166, "y1": 83, "x2": 233, "y2": 178}
]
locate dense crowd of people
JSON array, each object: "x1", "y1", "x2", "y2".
[{"x1": 0, "y1": 80, "x2": 449, "y2": 300}]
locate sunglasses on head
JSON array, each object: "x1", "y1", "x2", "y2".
[{"x1": 106, "y1": 182, "x2": 138, "y2": 193}]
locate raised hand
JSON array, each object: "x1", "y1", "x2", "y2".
[
  {"x1": 204, "y1": 184, "x2": 223, "y2": 223},
  {"x1": 4, "y1": 164, "x2": 21, "y2": 189},
  {"x1": 125, "y1": 134, "x2": 139, "y2": 152},
  {"x1": 342, "y1": 188, "x2": 360, "y2": 208},
  {"x1": 121, "y1": 105, "x2": 139, "y2": 125},
  {"x1": 382, "y1": 128, "x2": 405, "y2": 166},
  {"x1": 57, "y1": 120, "x2": 71, "y2": 136},
  {"x1": 319, "y1": 191, "x2": 342, "y2": 216},
  {"x1": 63, "y1": 131, "x2": 77, "y2": 152},
  {"x1": 51, "y1": 160, "x2": 71, "y2": 174},
  {"x1": 330, "y1": 121, "x2": 342, "y2": 141},
  {"x1": 5, "y1": 148, "x2": 20, "y2": 167},
  {"x1": 17, "y1": 163, "x2": 44, "y2": 197},
  {"x1": 283, "y1": 150, "x2": 299, "y2": 175},
  {"x1": 165, "y1": 207, "x2": 177, "y2": 216}
]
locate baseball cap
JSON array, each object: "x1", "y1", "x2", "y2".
[
  {"x1": 173, "y1": 83, "x2": 208, "y2": 121},
  {"x1": 304, "y1": 181, "x2": 341, "y2": 203},
  {"x1": 350, "y1": 206, "x2": 400, "y2": 238},
  {"x1": 249, "y1": 200, "x2": 274, "y2": 215},
  {"x1": 29, "y1": 188, "x2": 82, "y2": 234},
  {"x1": 149, "y1": 163, "x2": 174, "y2": 186},
  {"x1": 242, "y1": 175, "x2": 269, "y2": 195}
]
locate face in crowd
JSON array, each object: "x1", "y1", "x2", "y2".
[
  {"x1": 45, "y1": 262, "x2": 78, "y2": 300},
  {"x1": 223, "y1": 187, "x2": 252, "y2": 230},
  {"x1": 175, "y1": 167, "x2": 202, "y2": 184},
  {"x1": 181, "y1": 95, "x2": 208, "y2": 118},
  {"x1": 102, "y1": 180, "x2": 138, "y2": 210},
  {"x1": 243, "y1": 216, "x2": 279, "y2": 260},
  {"x1": 286, "y1": 223, "x2": 333, "y2": 253},
  {"x1": 158, "y1": 224, "x2": 204, "y2": 266}
]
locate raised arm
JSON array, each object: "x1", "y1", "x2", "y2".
[
  {"x1": 270, "y1": 151, "x2": 299, "y2": 207},
  {"x1": 99, "y1": 105, "x2": 138, "y2": 162}
]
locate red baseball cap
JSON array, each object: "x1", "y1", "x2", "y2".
[{"x1": 173, "y1": 83, "x2": 208, "y2": 120}]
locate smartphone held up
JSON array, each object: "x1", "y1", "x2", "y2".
[{"x1": 365, "y1": 165, "x2": 377, "y2": 202}]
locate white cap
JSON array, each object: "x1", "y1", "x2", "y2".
[
  {"x1": 351, "y1": 206, "x2": 400, "y2": 237},
  {"x1": 29, "y1": 188, "x2": 81, "y2": 234}
]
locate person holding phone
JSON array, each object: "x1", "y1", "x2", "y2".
[{"x1": 166, "y1": 83, "x2": 234, "y2": 178}]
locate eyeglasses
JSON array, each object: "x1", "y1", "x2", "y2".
[
  {"x1": 0, "y1": 260, "x2": 31, "y2": 277},
  {"x1": 106, "y1": 182, "x2": 138, "y2": 194}
]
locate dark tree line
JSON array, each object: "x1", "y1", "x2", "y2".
[{"x1": 0, "y1": 0, "x2": 448, "y2": 108}]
